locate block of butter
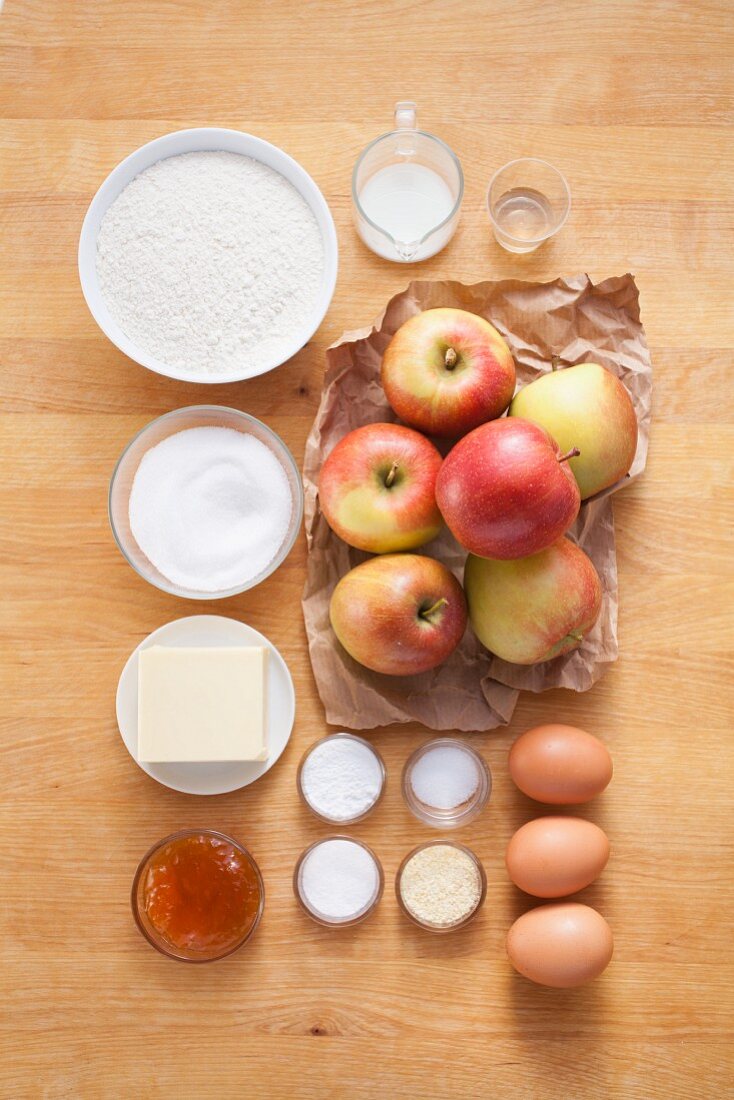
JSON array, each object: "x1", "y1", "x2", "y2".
[{"x1": 137, "y1": 645, "x2": 268, "y2": 764}]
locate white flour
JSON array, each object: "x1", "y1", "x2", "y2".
[{"x1": 96, "y1": 151, "x2": 325, "y2": 375}]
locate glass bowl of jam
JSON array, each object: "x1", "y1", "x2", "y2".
[{"x1": 131, "y1": 829, "x2": 264, "y2": 962}]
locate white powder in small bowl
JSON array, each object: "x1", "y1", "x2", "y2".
[
  {"x1": 410, "y1": 744, "x2": 480, "y2": 810},
  {"x1": 297, "y1": 838, "x2": 381, "y2": 925},
  {"x1": 128, "y1": 425, "x2": 293, "y2": 593},
  {"x1": 300, "y1": 735, "x2": 384, "y2": 823}
]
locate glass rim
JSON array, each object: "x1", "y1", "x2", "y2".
[
  {"x1": 395, "y1": 840, "x2": 487, "y2": 933},
  {"x1": 131, "y1": 828, "x2": 265, "y2": 963},
  {"x1": 296, "y1": 732, "x2": 387, "y2": 825},
  {"x1": 486, "y1": 157, "x2": 571, "y2": 244},
  {"x1": 351, "y1": 128, "x2": 465, "y2": 248},
  {"x1": 108, "y1": 404, "x2": 304, "y2": 599},
  {"x1": 293, "y1": 835, "x2": 385, "y2": 927}
]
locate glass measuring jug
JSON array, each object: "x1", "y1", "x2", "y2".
[{"x1": 352, "y1": 102, "x2": 463, "y2": 263}]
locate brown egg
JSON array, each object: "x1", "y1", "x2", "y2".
[
  {"x1": 506, "y1": 816, "x2": 610, "y2": 897},
  {"x1": 507, "y1": 903, "x2": 613, "y2": 988},
  {"x1": 509, "y1": 723, "x2": 613, "y2": 804}
]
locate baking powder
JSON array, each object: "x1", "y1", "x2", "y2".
[
  {"x1": 300, "y1": 735, "x2": 383, "y2": 822},
  {"x1": 96, "y1": 151, "x2": 324, "y2": 375}
]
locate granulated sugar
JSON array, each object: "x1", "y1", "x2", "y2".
[
  {"x1": 409, "y1": 743, "x2": 480, "y2": 810},
  {"x1": 96, "y1": 151, "x2": 324, "y2": 375},
  {"x1": 300, "y1": 735, "x2": 384, "y2": 822},
  {"x1": 128, "y1": 426, "x2": 293, "y2": 592},
  {"x1": 298, "y1": 839, "x2": 380, "y2": 924}
]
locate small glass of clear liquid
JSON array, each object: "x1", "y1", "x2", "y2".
[
  {"x1": 487, "y1": 158, "x2": 570, "y2": 253},
  {"x1": 352, "y1": 102, "x2": 463, "y2": 263}
]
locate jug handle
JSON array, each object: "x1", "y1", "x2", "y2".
[
  {"x1": 394, "y1": 100, "x2": 418, "y2": 156},
  {"x1": 394, "y1": 101, "x2": 417, "y2": 130}
]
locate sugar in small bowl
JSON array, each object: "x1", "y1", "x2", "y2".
[
  {"x1": 294, "y1": 837, "x2": 384, "y2": 927},
  {"x1": 402, "y1": 738, "x2": 491, "y2": 828},
  {"x1": 297, "y1": 733, "x2": 386, "y2": 825}
]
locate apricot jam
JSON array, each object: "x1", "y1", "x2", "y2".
[{"x1": 133, "y1": 831, "x2": 263, "y2": 961}]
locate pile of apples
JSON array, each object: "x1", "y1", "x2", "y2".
[{"x1": 319, "y1": 308, "x2": 638, "y2": 678}]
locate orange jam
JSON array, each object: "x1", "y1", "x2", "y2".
[{"x1": 138, "y1": 831, "x2": 263, "y2": 960}]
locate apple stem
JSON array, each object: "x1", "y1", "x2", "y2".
[
  {"x1": 551, "y1": 355, "x2": 562, "y2": 371},
  {"x1": 557, "y1": 447, "x2": 581, "y2": 464},
  {"x1": 420, "y1": 597, "x2": 448, "y2": 620},
  {"x1": 384, "y1": 461, "x2": 399, "y2": 488},
  {"x1": 444, "y1": 348, "x2": 458, "y2": 370}
]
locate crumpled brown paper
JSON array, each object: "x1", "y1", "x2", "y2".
[{"x1": 302, "y1": 274, "x2": 652, "y2": 731}]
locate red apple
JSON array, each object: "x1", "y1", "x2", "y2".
[
  {"x1": 381, "y1": 307, "x2": 516, "y2": 437},
  {"x1": 329, "y1": 554, "x2": 467, "y2": 676},
  {"x1": 319, "y1": 423, "x2": 443, "y2": 553},
  {"x1": 464, "y1": 537, "x2": 602, "y2": 665},
  {"x1": 436, "y1": 417, "x2": 581, "y2": 559}
]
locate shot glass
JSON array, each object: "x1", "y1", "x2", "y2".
[{"x1": 487, "y1": 158, "x2": 570, "y2": 253}]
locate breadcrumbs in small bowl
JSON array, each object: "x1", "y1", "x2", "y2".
[{"x1": 395, "y1": 841, "x2": 486, "y2": 932}]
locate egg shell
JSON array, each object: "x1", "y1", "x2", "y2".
[
  {"x1": 506, "y1": 816, "x2": 610, "y2": 897},
  {"x1": 507, "y1": 902, "x2": 613, "y2": 988},
  {"x1": 509, "y1": 723, "x2": 613, "y2": 804}
]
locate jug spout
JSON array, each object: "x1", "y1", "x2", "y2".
[{"x1": 395, "y1": 239, "x2": 420, "y2": 262}]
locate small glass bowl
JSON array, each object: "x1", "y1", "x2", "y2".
[
  {"x1": 402, "y1": 738, "x2": 491, "y2": 828},
  {"x1": 109, "y1": 405, "x2": 304, "y2": 599},
  {"x1": 486, "y1": 157, "x2": 570, "y2": 254},
  {"x1": 293, "y1": 836, "x2": 384, "y2": 928},
  {"x1": 131, "y1": 828, "x2": 265, "y2": 963},
  {"x1": 296, "y1": 732, "x2": 386, "y2": 825},
  {"x1": 395, "y1": 840, "x2": 487, "y2": 933}
]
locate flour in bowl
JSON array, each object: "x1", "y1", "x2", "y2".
[{"x1": 96, "y1": 151, "x2": 325, "y2": 375}]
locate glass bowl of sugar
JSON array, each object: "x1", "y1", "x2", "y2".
[
  {"x1": 109, "y1": 405, "x2": 304, "y2": 598},
  {"x1": 402, "y1": 738, "x2": 491, "y2": 829}
]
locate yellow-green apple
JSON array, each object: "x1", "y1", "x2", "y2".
[
  {"x1": 436, "y1": 417, "x2": 581, "y2": 559},
  {"x1": 319, "y1": 423, "x2": 443, "y2": 553},
  {"x1": 464, "y1": 536, "x2": 602, "y2": 665},
  {"x1": 510, "y1": 362, "x2": 638, "y2": 499},
  {"x1": 329, "y1": 554, "x2": 467, "y2": 676},
  {"x1": 381, "y1": 307, "x2": 516, "y2": 437}
]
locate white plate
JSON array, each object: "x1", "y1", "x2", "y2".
[
  {"x1": 116, "y1": 615, "x2": 295, "y2": 795},
  {"x1": 78, "y1": 126, "x2": 338, "y2": 383}
]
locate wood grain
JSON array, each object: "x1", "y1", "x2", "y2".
[{"x1": 0, "y1": 1, "x2": 732, "y2": 1097}]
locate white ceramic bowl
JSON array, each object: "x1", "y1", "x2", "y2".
[{"x1": 78, "y1": 127, "x2": 338, "y2": 383}]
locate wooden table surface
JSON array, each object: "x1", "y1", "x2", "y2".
[{"x1": 1, "y1": 2, "x2": 732, "y2": 1097}]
